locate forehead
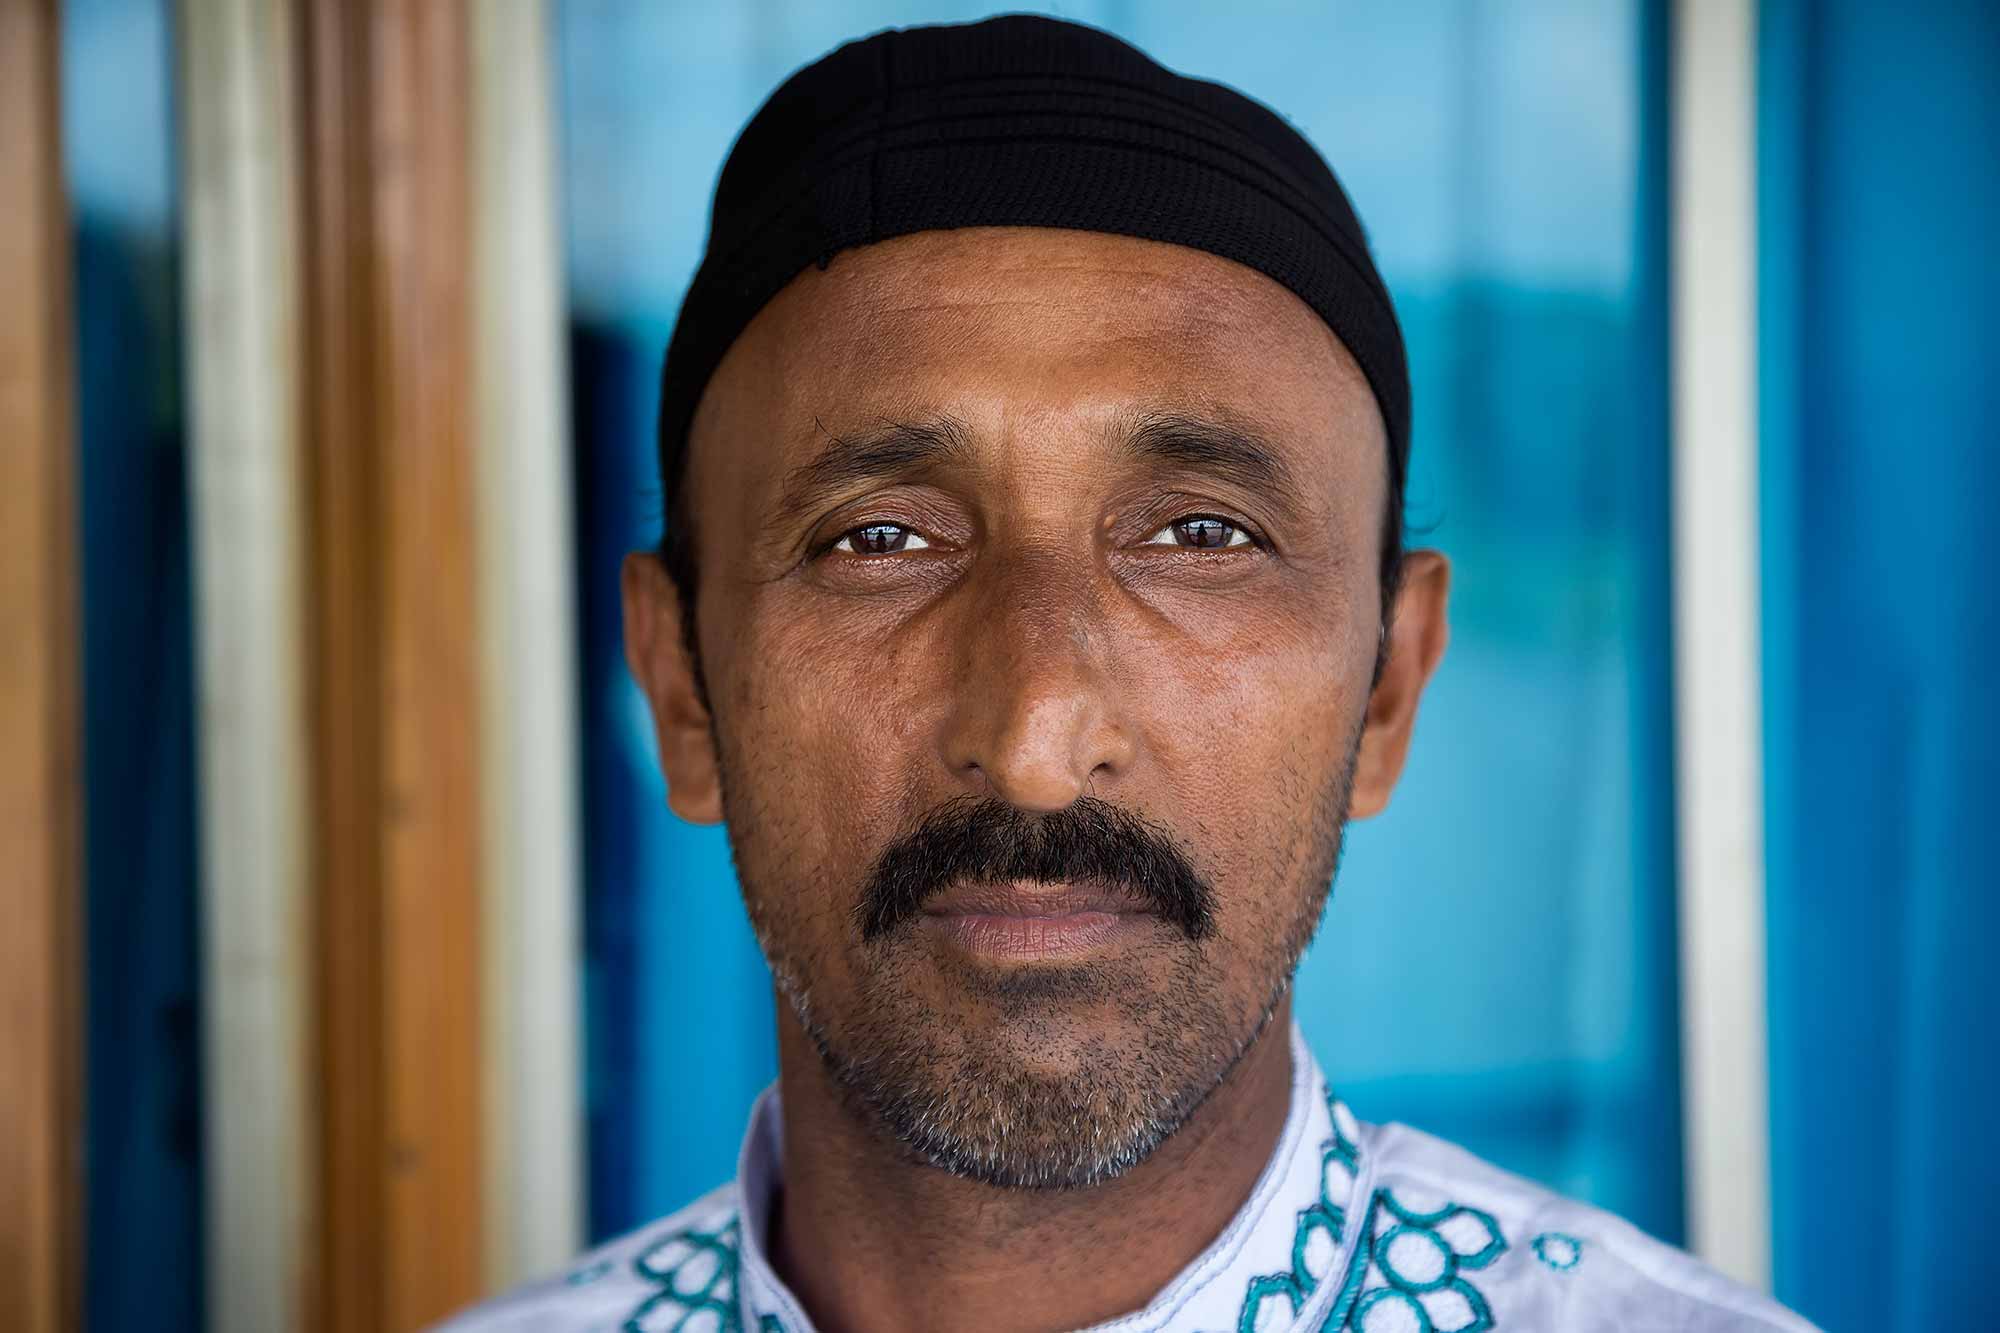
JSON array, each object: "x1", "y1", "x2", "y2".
[{"x1": 688, "y1": 226, "x2": 1384, "y2": 486}]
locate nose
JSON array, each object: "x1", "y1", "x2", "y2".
[{"x1": 939, "y1": 546, "x2": 1137, "y2": 811}]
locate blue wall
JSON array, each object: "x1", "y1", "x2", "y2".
[{"x1": 1759, "y1": 3, "x2": 2000, "y2": 1329}]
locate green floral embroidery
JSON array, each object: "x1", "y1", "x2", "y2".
[
  {"x1": 624, "y1": 1213, "x2": 752, "y2": 1333},
  {"x1": 1233, "y1": 1089, "x2": 1364, "y2": 1333},
  {"x1": 1531, "y1": 1232, "x2": 1582, "y2": 1272},
  {"x1": 1329, "y1": 1188, "x2": 1507, "y2": 1333}
]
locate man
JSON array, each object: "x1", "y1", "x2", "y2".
[{"x1": 450, "y1": 15, "x2": 1813, "y2": 1332}]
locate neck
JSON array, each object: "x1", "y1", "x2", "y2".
[{"x1": 766, "y1": 998, "x2": 1297, "y2": 1333}]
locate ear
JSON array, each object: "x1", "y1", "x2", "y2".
[
  {"x1": 621, "y1": 552, "x2": 724, "y2": 824},
  {"x1": 1348, "y1": 550, "x2": 1451, "y2": 820}
]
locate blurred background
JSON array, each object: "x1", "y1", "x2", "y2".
[{"x1": 2, "y1": 2, "x2": 1993, "y2": 1332}]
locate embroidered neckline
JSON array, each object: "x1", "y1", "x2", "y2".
[
  {"x1": 1326, "y1": 1185, "x2": 1509, "y2": 1332},
  {"x1": 1229, "y1": 1085, "x2": 1365, "y2": 1333},
  {"x1": 623, "y1": 1212, "x2": 764, "y2": 1333}
]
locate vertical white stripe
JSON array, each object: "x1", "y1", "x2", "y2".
[
  {"x1": 177, "y1": 1, "x2": 309, "y2": 1329},
  {"x1": 470, "y1": 0, "x2": 586, "y2": 1289},
  {"x1": 1670, "y1": 0, "x2": 1772, "y2": 1291}
]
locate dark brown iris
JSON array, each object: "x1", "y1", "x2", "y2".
[
  {"x1": 849, "y1": 522, "x2": 914, "y2": 554},
  {"x1": 1174, "y1": 517, "x2": 1237, "y2": 548}
]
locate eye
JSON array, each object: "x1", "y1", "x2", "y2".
[
  {"x1": 832, "y1": 522, "x2": 932, "y2": 556},
  {"x1": 1143, "y1": 515, "x2": 1255, "y2": 550}
]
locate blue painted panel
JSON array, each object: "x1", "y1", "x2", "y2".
[
  {"x1": 570, "y1": 322, "x2": 780, "y2": 1232},
  {"x1": 1759, "y1": 3, "x2": 2000, "y2": 1328},
  {"x1": 561, "y1": 0, "x2": 1681, "y2": 1245},
  {"x1": 62, "y1": 0, "x2": 204, "y2": 1329}
]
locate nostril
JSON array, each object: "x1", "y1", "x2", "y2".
[{"x1": 953, "y1": 759, "x2": 996, "y2": 798}]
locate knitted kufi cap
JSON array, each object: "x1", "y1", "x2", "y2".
[{"x1": 658, "y1": 14, "x2": 1408, "y2": 499}]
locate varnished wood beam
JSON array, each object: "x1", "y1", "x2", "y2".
[
  {"x1": 295, "y1": 0, "x2": 486, "y2": 1326},
  {"x1": 0, "y1": 2, "x2": 83, "y2": 1330}
]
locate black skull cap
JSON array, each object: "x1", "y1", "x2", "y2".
[{"x1": 657, "y1": 13, "x2": 1409, "y2": 505}]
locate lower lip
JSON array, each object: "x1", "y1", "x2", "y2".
[{"x1": 921, "y1": 911, "x2": 1143, "y2": 961}]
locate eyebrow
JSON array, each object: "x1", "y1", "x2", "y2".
[
  {"x1": 767, "y1": 407, "x2": 1305, "y2": 533},
  {"x1": 770, "y1": 415, "x2": 974, "y2": 532},
  {"x1": 1122, "y1": 410, "x2": 1307, "y2": 514}
]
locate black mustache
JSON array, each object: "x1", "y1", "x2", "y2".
[{"x1": 856, "y1": 796, "x2": 1217, "y2": 943}]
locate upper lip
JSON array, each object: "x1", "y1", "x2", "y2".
[{"x1": 921, "y1": 879, "x2": 1151, "y2": 918}]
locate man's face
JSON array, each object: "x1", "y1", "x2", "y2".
[{"x1": 626, "y1": 227, "x2": 1446, "y2": 1188}]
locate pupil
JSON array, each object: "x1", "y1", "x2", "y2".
[{"x1": 1178, "y1": 518, "x2": 1232, "y2": 548}]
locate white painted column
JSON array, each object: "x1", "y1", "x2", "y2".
[
  {"x1": 1670, "y1": 0, "x2": 1772, "y2": 1291},
  {"x1": 470, "y1": 0, "x2": 586, "y2": 1289},
  {"x1": 177, "y1": 2, "x2": 310, "y2": 1329}
]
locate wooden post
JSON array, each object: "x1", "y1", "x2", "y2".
[
  {"x1": 469, "y1": 0, "x2": 584, "y2": 1290},
  {"x1": 0, "y1": 2, "x2": 83, "y2": 1330},
  {"x1": 295, "y1": 0, "x2": 487, "y2": 1325},
  {"x1": 1671, "y1": 0, "x2": 1772, "y2": 1289},
  {"x1": 179, "y1": 1, "x2": 313, "y2": 1329}
]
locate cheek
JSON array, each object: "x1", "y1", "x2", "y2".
[
  {"x1": 1133, "y1": 579, "x2": 1366, "y2": 788},
  {"x1": 1122, "y1": 589, "x2": 1368, "y2": 921},
  {"x1": 710, "y1": 588, "x2": 944, "y2": 896}
]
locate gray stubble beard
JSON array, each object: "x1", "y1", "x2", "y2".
[{"x1": 725, "y1": 731, "x2": 1359, "y2": 1194}]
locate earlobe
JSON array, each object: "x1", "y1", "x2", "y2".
[
  {"x1": 620, "y1": 552, "x2": 726, "y2": 825},
  {"x1": 1347, "y1": 550, "x2": 1451, "y2": 820}
]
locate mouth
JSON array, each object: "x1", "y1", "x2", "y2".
[{"x1": 919, "y1": 879, "x2": 1157, "y2": 962}]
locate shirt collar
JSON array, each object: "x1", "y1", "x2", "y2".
[{"x1": 732, "y1": 1022, "x2": 1373, "y2": 1333}]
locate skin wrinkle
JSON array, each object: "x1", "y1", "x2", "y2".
[
  {"x1": 622, "y1": 226, "x2": 1451, "y2": 1333},
  {"x1": 770, "y1": 415, "x2": 979, "y2": 545}
]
